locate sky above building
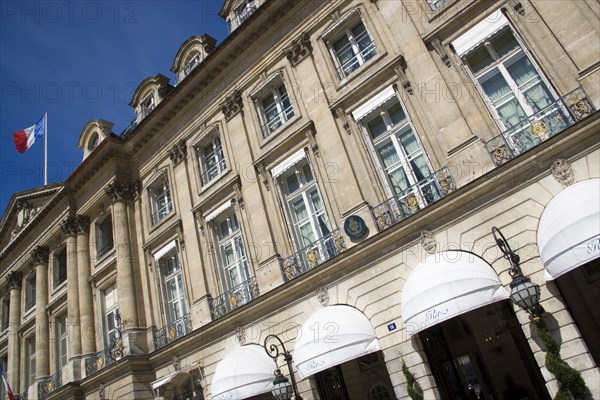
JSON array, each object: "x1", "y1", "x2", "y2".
[{"x1": 0, "y1": 0, "x2": 229, "y2": 215}]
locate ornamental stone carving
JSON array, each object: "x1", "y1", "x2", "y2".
[
  {"x1": 7, "y1": 271, "x2": 23, "y2": 290},
  {"x1": 76, "y1": 215, "x2": 90, "y2": 234},
  {"x1": 235, "y1": 326, "x2": 247, "y2": 344},
  {"x1": 316, "y1": 287, "x2": 329, "y2": 307},
  {"x1": 31, "y1": 246, "x2": 50, "y2": 265},
  {"x1": 169, "y1": 139, "x2": 188, "y2": 165},
  {"x1": 104, "y1": 180, "x2": 140, "y2": 202},
  {"x1": 420, "y1": 230, "x2": 437, "y2": 254},
  {"x1": 220, "y1": 90, "x2": 243, "y2": 121},
  {"x1": 550, "y1": 159, "x2": 574, "y2": 187},
  {"x1": 431, "y1": 39, "x2": 452, "y2": 68},
  {"x1": 60, "y1": 216, "x2": 79, "y2": 236},
  {"x1": 283, "y1": 33, "x2": 313, "y2": 67},
  {"x1": 394, "y1": 56, "x2": 413, "y2": 95},
  {"x1": 12, "y1": 200, "x2": 41, "y2": 238}
]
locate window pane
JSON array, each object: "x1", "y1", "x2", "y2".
[
  {"x1": 292, "y1": 198, "x2": 309, "y2": 223},
  {"x1": 491, "y1": 28, "x2": 520, "y2": 58},
  {"x1": 299, "y1": 222, "x2": 315, "y2": 247},
  {"x1": 310, "y1": 189, "x2": 323, "y2": 212},
  {"x1": 465, "y1": 46, "x2": 494, "y2": 74},
  {"x1": 481, "y1": 72, "x2": 527, "y2": 127},
  {"x1": 410, "y1": 154, "x2": 432, "y2": 181},
  {"x1": 302, "y1": 163, "x2": 314, "y2": 183},
  {"x1": 368, "y1": 115, "x2": 388, "y2": 139},
  {"x1": 286, "y1": 172, "x2": 300, "y2": 193},
  {"x1": 389, "y1": 167, "x2": 410, "y2": 194},
  {"x1": 398, "y1": 129, "x2": 421, "y2": 157},
  {"x1": 388, "y1": 102, "x2": 407, "y2": 126},
  {"x1": 377, "y1": 141, "x2": 401, "y2": 169},
  {"x1": 506, "y1": 56, "x2": 554, "y2": 112}
]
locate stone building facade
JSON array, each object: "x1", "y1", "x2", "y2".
[{"x1": 1, "y1": 0, "x2": 599, "y2": 399}]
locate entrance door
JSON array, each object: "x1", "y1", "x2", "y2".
[{"x1": 420, "y1": 300, "x2": 550, "y2": 400}]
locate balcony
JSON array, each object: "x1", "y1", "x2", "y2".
[
  {"x1": 208, "y1": 277, "x2": 259, "y2": 320},
  {"x1": 200, "y1": 157, "x2": 227, "y2": 186},
  {"x1": 485, "y1": 87, "x2": 596, "y2": 166},
  {"x1": 85, "y1": 348, "x2": 119, "y2": 376},
  {"x1": 261, "y1": 105, "x2": 294, "y2": 137},
  {"x1": 153, "y1": 313, "x2": 193, "y2": 351},
  {"x1": 371, "y1": 167, "x2": 456, "y2": 232},
  {"x1": 337, "y1": 41, "x2": 377, "y2": 79},
  {"x1": 38, "y1": 372, "x2": 61, "y2": 399},
  {"x1": 281, "y1": 230, "x2": 347, "y2": 282}
]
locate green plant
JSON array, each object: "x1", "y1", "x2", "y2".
[
  {"x1": 535, "y1": 324, "x2": 591, "y2": 399},
  {"x1": 402, "y1": 359, "x2": 423, "y2": 400}
]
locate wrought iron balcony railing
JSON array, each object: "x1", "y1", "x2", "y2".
[
  {"x1": 153, "y1": 313, "x2": 193, "y2": 351},
  {"x1": 85, "y1": 348, "x2": 119, "y2": 376},
  {"x1": 261, "y1": 105, "x2": 294, "y2": 137},
  {"x1": 337, "y1": 41, "x2": 377, "y2": 79},
  {"x1": 200, "y1": 157, "x2": 227, "y2": 186},
  {"x1": 38, "y1": 372, "x2": 61, "y2": 399},
  {"x1": 97, "y1": 241, "x2": 114, "y2": 259},
  {"x1": 151, "y1": 201, "x2": 173, "y2": 225},
  {"x1": 485, "y1": 87, "x2": 596, "y2": 166},
  {"x1": 281, "y1": 230, "x2": 346, "y2": 282},
  {"x1": 208, "y1": 277, "x2": 259, "y2": 320},
  {"x1": 371, "y1": 167, "x2": 456, "y2": 232}
]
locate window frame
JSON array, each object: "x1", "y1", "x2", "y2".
[
  {"x1": 212, "y1": 209, "x2": 250, "y2": 292},
  {"x1": 101, "y1": 284, "x2": 120, "y2": 351},
  {"x1": 256, "y1": 82, "x2": 294, "y2": 137},
  {"x1": 25, "y1": 335, "x2": 36, "y2": 388},
  {"x1": 277, "y1": 158, "x2": 331, "y2": 251},
  {"x1": 157, "y1": 247, "x2": 189, "y2": 325},
  {"x1": 197, "y1": 134, "x2": 227, "y2": 186},
  {"x1": 25, "y1": 275, "x2": 36, "y2": 311},
  {"x1": 323, "y1": 14, "x2": 378, "y2": 80},
  {"x1": 1, "y1": 297, "x2": 9, "y2": 331},
  {"x1": 147, "y1": 174, "x2": 174, "y2": 226},
  {"x1": 53, "y1": 246, "x2": 67, "y2": 289},
  {"x1": 95, "y1": 214, "x2": 114, "y2": 259},
  {"x1": 56, "y1": 314, "x2": 68, "y2": 372},
  {"x1": 140, "y1": 94, "x2": 156, "y2": 119}
]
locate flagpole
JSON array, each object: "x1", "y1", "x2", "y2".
[{"x1": 44, "y1": 112, "x2": 48, "y2": 185}]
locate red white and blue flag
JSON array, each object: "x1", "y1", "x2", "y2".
[
  {"x1": 13, "y1": 114, "x2": 45, "y2": 153},
  {"x1": 0, "y1": 365, "x2": 16, "y2": 400}
]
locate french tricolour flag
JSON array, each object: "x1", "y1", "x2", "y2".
[
  {"x1": 0, "y1": 365, "x2": 16, "y2": 400},
  {"x1": 13, "y1": 114, "x2": 45, "y2": 153}
]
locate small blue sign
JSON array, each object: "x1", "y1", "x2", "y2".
[
  {"x1": 344, "y1": 215, "x2": 367, "y2": 240},
  {"x1": 387, "y1": 322, "x2": 397, "y2": 332}
]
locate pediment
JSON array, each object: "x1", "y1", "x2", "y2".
[{"x1": 0, "y1": 183, "x2": 65, "y2": 252}]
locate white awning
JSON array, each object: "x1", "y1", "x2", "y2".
[
  {"x1": 271, "y1": 148, "x2": 306, "y2": 178},
  {"x1": 452, "y1": 10, "x2": 509, "y2": 56},
  {"x1": 151, "y1": 372, "x2": 177, "y2": 390},
  {"x1": 401, "y1": 251, "x2": 508, "y2": 336},
  {"x1": 211, "y1": 344, "x2": 276, "y2": 400},
  {"x1": 153, "y1": 240, "x2": 177, "y2": 261},
  {"x1": 538, "y1": 179, "x2": 600, "y2": 280},
  {"x1": 351, "y1": 86, "x2": 396, "y2": 121},
  {"x1": 293, "y1": 305, "x2": 380, "y2": 379},
  {"x1": 204, "y1": 199, "x2": 233, "y2": 223}
]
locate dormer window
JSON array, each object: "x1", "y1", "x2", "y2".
[
  {"x1": 231, "y1": 0, "x2": 257, "y2": 30},
  {"x1": 89, "y1": 133, "x2": 99, "y2": 151},
  {"x1": 140, "y1": 95, "x2": 156, "y2": 119},
  {"x1": 184, "y1": 54, "x2": 201, "y2": 76}
]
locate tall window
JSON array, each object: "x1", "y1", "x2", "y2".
[
  {"x1": 363, "y1": 97, "x2": 439, "y2": 210},
  {"x1": 140, "y1": 95, "x2": 155, "y2": 119},
  {"x1": 258, "y1": 83, "x2": 294, "y2": 137},
  {"x1": 102, "y1": 285, "x2": 119, "y2": 349},
  {"x1": 198, "y1": 136, "x2": 227, "y2": 185},
  {"x1": 25, "y1": 276, "x2": 36, "y2": 310},
  {"x1": 0, "y1": 298, "x2": 8, "y2": 331},
  {"x1": 56, "y1": 315, "x2": 68, "y2": 371},
  {"x1": 184, "y1": 53, "x2": 201, "y2": 76},
  {"x1": 25, "y1": 336, "x2": 36, "y2": 388},
  {"x1": 214, "y1": 211, "x2": 249, "y2": 290},
  {"x1": 54, "y1": 246, "x2": 67, "y2": 288},
  {"x1": 279, "y1": 159, "x2": 331, "y2": 249},
  {"x1": 158, "y1": 248, "x2": 188, "y2": 324},
  {"x1": 96, "y1": 215, "x2": 114, "y2": 259},
  {"x1": 149, "y1": 177, "x2": 173, "y2": 225},
  {"x1": 328, "y1": 20, "x2": 377, "y2": 79}
]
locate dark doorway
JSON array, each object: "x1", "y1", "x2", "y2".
[
  {"x1": 420, "y1": 300, "x2": 550, "y2": 400},
  {"x1": 554, "y1": 258, "x2": 600, "y2": 366}
]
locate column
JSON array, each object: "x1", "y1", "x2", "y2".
[
  {"x1": 60, "y1": 216, "x2": 82, "y2": 361},
  {"x1": 75, "y1": 215, "x2": 96, "y2": 356},
  {"x1": 6, "y1": 271, "x2": 22, "y2": 392},
  {"x1": 31, "y1": 246, "x2": 50, "y2": 379},
  {"x1": 104, "y1": 180, "x2": 140, "y2": 353}
]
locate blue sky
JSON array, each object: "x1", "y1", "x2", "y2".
[{"x1": 0, "y1": 0, "x2": 229, "y2": 215}]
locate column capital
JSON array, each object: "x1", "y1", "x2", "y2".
[
  {"x1": 104, "y1": 180, "x2": 140, "y2": 203},
  {"x1": 76, "y1": 215, "x2": 90, "y2": 234},
  {"x1": 6, "y1": 271, "x2": 23, "y2": 290},
  {"x1": 60, "y1": 216, "x2": 79, "y2": 236},
  {"x1": 31, "y1": 246, "x2": 50, "y2": 265}
]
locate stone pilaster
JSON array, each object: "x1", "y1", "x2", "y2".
[
  {"x1": 104, "y1": 180, "x2": 141, "y2": 354},
  {"x1": 6, "y1": 271, "x2": 22, "y2": 391},
  {"x1": 60, "y1": 216, "x2": 82, "y2": 362},
  {"x1": 75, "y1": 215, "x2": 96, "y2": 356},
  {"x1": 31, "y1": 246, "x2": 50, "y2": 379}
]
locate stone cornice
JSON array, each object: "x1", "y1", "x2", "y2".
[{"x1": 31, "y1": 246, "x2": 50, "y2": 265}]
